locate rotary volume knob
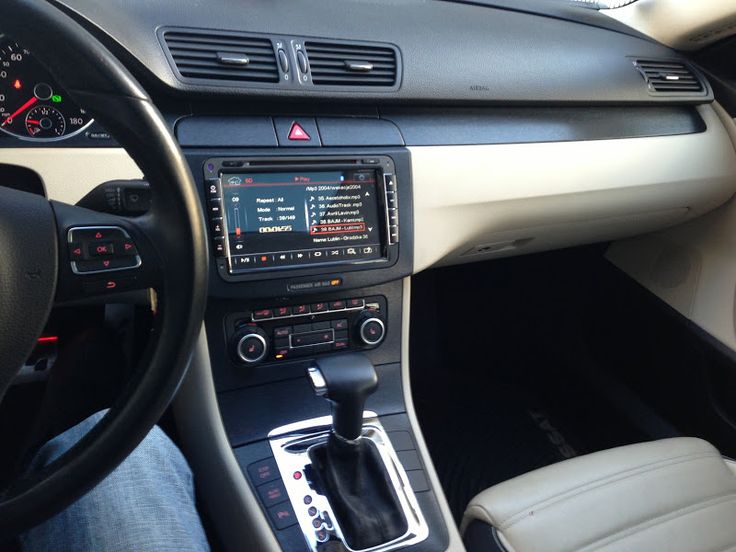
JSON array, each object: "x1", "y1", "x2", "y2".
[
  {"x1": 233, "y1": 326, "x2": 269, "y2": 364},
  {"x1": 356, "y1": 312, "x2": 386, "y2": 347}
]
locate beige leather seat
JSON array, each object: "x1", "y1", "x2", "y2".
[{"x1": 462, "y1": 438, "x2": 736, "y2": 552}]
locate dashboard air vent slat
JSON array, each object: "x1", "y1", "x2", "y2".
[
  {"x1": 633, "y1": 59, "x2": 705, "y2": 95},
  {"x1": 163, "y1": 30, "x2": 279, "y2": 84},
  {"x1": 305, "y1": 41, "x2": 397, "y2": 87}
]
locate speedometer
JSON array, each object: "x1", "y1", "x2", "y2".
[{"x1": 0, "y1": 38, "x2": 93, "y2": 141}]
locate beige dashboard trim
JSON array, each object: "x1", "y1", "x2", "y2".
[
  {"x1": 607, "y1": 102, "x2": 736, "y2": 352},
  {"x1": 409, "y1": 104, "x2": 736, "y2": 274},
  {"x1": 0, "y1": 147, "x2": 142, "y2": 203}
]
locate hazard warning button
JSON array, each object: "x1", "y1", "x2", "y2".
[
  {"x1": 288, "y1": 123, "x2": 310, "y2": 141},
  {"x1": 274, "y1": 117, "x2": 320, "y2": 147}
]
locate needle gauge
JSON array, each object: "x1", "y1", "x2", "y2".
[
  {"x1": 0, "y1": 38, "x2": 93, "y2": 141},
  {"x1": 25, "y1": 105, "x2": 65, "y2": 138}
]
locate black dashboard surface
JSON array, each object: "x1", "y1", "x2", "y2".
[{"x1": 55, "y1": 0, "x2": 705, "y2": 105}]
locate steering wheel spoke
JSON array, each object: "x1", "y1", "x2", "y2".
[{"x1": 52, "y1": 201, "x2": 163, "y2": 302}]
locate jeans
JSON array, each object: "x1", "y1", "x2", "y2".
[{"x1": 21, "y1": 411, "x2": 210, "y2": 552}]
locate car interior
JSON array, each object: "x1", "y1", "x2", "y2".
[{"x1": 4, "y1": 0, "x2": 736, "y2": 551}]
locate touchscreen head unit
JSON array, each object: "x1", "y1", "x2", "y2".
[{"x1": 205, "y1": 156, "x2": 398, "y2": 277}]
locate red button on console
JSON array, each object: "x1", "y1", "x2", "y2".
[
  {"x1": 288, "y1": 122, "x2": 310, "y2": 141},
  {"x1": 252, "y1": 309, "x2": 273, "y2": 320}
]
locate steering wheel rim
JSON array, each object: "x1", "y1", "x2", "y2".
[{"x1": 0, "y1": 0, "x2": 208, "y2": 536}]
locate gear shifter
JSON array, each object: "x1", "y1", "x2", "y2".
[
  {"x1": 307, "y1": 353, "x2": 378, "y2": 442},
  {"x1": 307, "y1": 353, "x2": 408, "y2": 549}
]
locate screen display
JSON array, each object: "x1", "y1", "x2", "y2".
[{"x1": 221, "y1": 169, "x2": 384, "y2": 271}]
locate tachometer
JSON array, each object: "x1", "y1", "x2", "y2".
[{"x1": 0, "y1": 38, "x2": 93, "y2": 141}]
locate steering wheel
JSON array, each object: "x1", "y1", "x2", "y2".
[{"x1": 0, "y1": 0, "x2": 208, "y2": 536}]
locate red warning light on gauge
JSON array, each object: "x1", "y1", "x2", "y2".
[{"x1": 12, "y1": 79, "x2": 21, "y2": 90}]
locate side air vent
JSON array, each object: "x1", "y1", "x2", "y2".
[
  {"x1": 163, "y1": 30, "x2": 279, "y2": 84},
  {"x1": 304, "y1": 41, "x2": 398, "y2": 87},
  {"x1": 633, "y1": 59, "x2": 705, "y2": 94}
]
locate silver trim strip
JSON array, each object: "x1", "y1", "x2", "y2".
[
  {"x1": 252, "y1": 300, "x2": 365, "y2": 322},
  {"x1": 268, "y1": 412, "x2": 429, "y2": 552},
  {"x1": 288, "y1": 328, "x2": 335, "y2": 349},
  {"x1": 67, "y1": 225, "x2": 142, "y2": 275}
]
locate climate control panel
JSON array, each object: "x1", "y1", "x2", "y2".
[{"x1": 225, "y1": 296, "x2": 387, "y2": 365}]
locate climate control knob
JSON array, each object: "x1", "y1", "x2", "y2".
[
  {"x1": 233, "y1": 326, "x2": 269, "y2": 364},
  {"x1": 357, "y1": 314, "x2": 386, "y2": 347}
]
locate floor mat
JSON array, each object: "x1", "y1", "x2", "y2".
[
  {"x1": 416, "y1": 383, "x2": 581, "y2": 523},
  {"x1": 409, "y1": 251, "x2": 659, "y2": 524}
]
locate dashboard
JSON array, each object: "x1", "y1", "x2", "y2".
[
  {"x1": 5, "y1": 3, "x2": 736, "y2": 552},
  {"x1": 0, "y1": 0, "x2": 735, "y2": 283}
]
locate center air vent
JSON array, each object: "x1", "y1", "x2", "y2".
[
  {"x1": 633, "y1": 59, "x2": 705, "y2": 95},
  {"x1": 304, "y1": 41, "x2": 398, "y2": 87},
  {"x1": 163, "y1": 30, "x2": 279, "y2": 84}
]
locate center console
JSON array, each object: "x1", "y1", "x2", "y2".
[{"x1": 182, "y1": 144, "x2": 448, "y2": 552}]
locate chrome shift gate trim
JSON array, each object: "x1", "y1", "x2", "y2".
[{"x1": 268, "y1": 412, "x2": 429, "y2": 552}]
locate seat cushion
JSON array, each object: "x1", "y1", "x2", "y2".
[{"x1": 462, "y1": 437, "x2": 736, "y2": 552}]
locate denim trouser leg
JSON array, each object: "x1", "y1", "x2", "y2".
[{"x1": 20, "y1": 411, "x2": 210, "y2": 552}]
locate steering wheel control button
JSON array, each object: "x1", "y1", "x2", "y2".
[
  {"x1": 274, "y1": 117, "x2": 320, "y2": 147},
  {"x1": 120, "y1": 239, "x2": 138, "y2": 256},
  {"x1": 88, "y1": 242, "x2": 114, "y2": 257},
  {"x1": 268, "y1": 503, "x2": 298, "y2": 530},
  {"x1": 82, "y1": 277, "x2": 137, "y2": 294},
  {"x1": 68, "y1": 226, "x2": 142, "y2": 276},
  {"x1": 68, "y1": 243, "x2": 84, "y2": 260},
  {"x1": 247, "y1": 457, "x2": 279, "y2": 485}
]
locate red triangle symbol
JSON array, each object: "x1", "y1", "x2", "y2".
[{"x1": 287, "y1": 122, "x2": 310, "y2": 141}]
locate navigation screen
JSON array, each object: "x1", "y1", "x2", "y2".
[{"x1": 220, "y1": 169, "x2": 384, "y2": 271}]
